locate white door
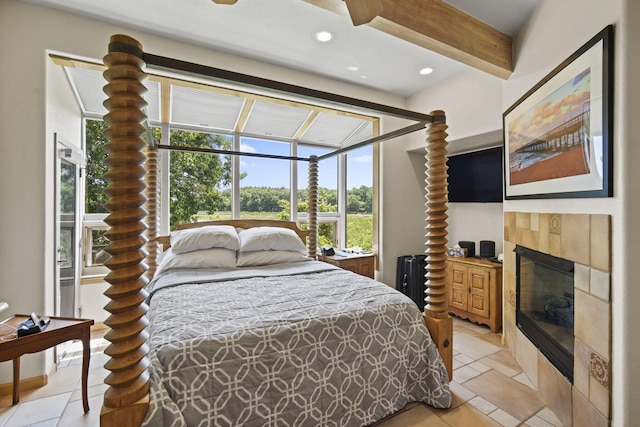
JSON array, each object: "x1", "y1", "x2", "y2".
[{"x1": 55, "y1": 134, "x2": 84, "y2": 321}]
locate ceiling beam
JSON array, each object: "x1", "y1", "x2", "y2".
[
  {"x1": 344, "y1": 0, "x2": 383, "y2": 26},
  {"x1": 304, "y1": 0, "x2": 513, "y2": 79}
]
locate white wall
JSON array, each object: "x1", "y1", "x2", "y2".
[
  {"x1": 0, "y1": 0, "x2": 406, "y2": 383},
  {"x1": 505, "y1": 0, "x2": 634, "y2": 424},
  {"x1": 404, "y1": 0, "x2": 638, "y2": 423}
]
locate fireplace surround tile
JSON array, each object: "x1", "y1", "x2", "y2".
[
  {"x1": 560, "y1": 214, "x2": 590, "y2": 265},
  {"x1": 504, "y1": 212, "x2": 611, "y2": 424},
  {"x1": 590, "y1": 268, "x2": 610, "y2": 301},
  {"x1": 590, "y1": 214, "x2": 611, "y2": 272},
  {"x1": 573, "y1": 389, "x2": 608, "y2": 427},
  {"x1": 538, "y1": 213, "x2": 550, "y2": 254},
  {"x1": 538, "y1": 351, "x2": 573, "y2": 426},
  {"x1": 574, "y1": 338, "x2": 591, "y2": 396},
  {"x1": 515, "y1": 329, "x2": 539, "y2": 389},
  {"x1": 575, "y1": 289, "x2": 610, "y2": 358},
  {"x1": 575, "y1": 263, "x2": 590, "y2": 292}
]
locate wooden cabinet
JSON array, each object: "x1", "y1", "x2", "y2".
[
  {"x1": 320, "y1": 253, "x2": 375, "y2": 279},
  {"x1": 447, "y1": 256, "x2": 502, "y2": 332}
]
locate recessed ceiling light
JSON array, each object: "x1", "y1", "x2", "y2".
[
  {"x1": 315, "y1": 31, "x2": 333, "y2": 42},
  {"x1": 419, "y1": 67, "x2": 434, "y2": 75},
  {"x1": 347, "y1": 65, "x2": 359, "y2": 72}
]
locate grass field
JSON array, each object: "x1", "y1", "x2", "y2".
[{"x1": 190, "y1": 212, "x2": 373, "y2": 251}]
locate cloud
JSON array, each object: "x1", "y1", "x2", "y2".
[
  {"x1": 351, "y1": 154, "x2": 372, "y2": 163},
  {"x1": 240, "y1": 142, "x2": 256, "y2": 153}
]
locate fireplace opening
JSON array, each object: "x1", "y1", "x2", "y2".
[{"x1": 515, "y1": 245, "x2": 574, "y2": 382}]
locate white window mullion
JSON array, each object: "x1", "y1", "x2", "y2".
[
  {"x1": 290, "y1": 141, "x2": 298, "y2": 221},
  {"x1": 159, "y1": 123, "x2": 171, "y2": 235},
  {"x1": 337, "y1": 153, "x2": 347, "y2": 249},
  {"x1": 232, "y1": 133, "x2": 241, "y2": 219}
]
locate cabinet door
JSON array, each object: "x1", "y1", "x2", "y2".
[
  {"x1": 449, "y1": 263, "x2": 468, "y2": 311},
  {"x1": 357, "y1": 258, "x2": 374, "y2": 279},
  {"x1": 339, "y1": 259, "x2": 360, "y2": 274},
  {"x1": 467, "y1": 266, "x2": 490, "y2": 318}
]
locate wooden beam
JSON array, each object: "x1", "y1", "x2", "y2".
[
  {"x1": 345, "y1": 0, "x2": 383, "y2": 26},
  {"x1": 303, "y1": 0, "x2": 513, "y2": 79}
]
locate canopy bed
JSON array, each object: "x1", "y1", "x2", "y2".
[{"x1": 100, "y1": 34, "x2": 452, "y2": 427}]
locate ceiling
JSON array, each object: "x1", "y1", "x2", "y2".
[
  {"x1": 27, "y1": 0, "x2": 539, "y2": 97},
  {"x1": 34, "y1": 0, "x2": 539, "y2": 151}
]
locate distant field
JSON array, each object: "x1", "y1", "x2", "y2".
[{"x1": 190, "y1": 212, "x2": 373, "y2": 251}]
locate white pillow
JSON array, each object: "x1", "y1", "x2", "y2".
[
  {"x1": 237, "y1": 250, "x2": 312, "y2": 267},
  {"x1": 238, "y1": 227, "x2": 307, "y2": 254},
  {"x1": 171, "y1": 225, "x2": 240, "y2": 254},
  {"x1": 156, "y1": 247, "x2": 236, "y2": 274}
]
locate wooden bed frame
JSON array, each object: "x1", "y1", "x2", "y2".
[{"x1": 100, "y1": 34, "x2": 452, "y2": 427}]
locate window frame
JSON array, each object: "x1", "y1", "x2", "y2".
[{"x1": 81, "y1": 118, "x2": 377, "y2": 277}]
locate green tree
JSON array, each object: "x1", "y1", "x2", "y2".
[
  {"x1": 85, "y1": 119, "x2": 110, "y2": 214},
  {"x1": 169, "y1": 130, "x2": 240, "y2": 227},
  {"x1": 347, "y1": 185, "x2": 372, "y2": 213}
]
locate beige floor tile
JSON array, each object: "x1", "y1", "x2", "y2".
[
  {"x1": 464, "y1": 370, "x2": 546, "y2": 421},
  {"x1": 5, "y1": 392, "x2": 71, "y2": 426},
  {"x1": 453, "y1": 365, "x2": 483, "y2": 383},
  {"x1": 374, "y1": 404, "x2": 449, "y2": 427},
  {"x1": 0, "y1": 395, "x2": 18, "y2": 426},
  {"x1": 453, "y1": 333, "x2": 502, "y2": 360},
  {"x1": 535, "y1": 407, "x2": 564, "y2": 426},
  {"x1": 430, "y1": 381, "x2": 477, "y2": 416},
  {"x1": 477, "y1": 331, "x2": 504, "y2": 347},
  {"x1": 513, "y1": 372, "x2": 536, "y2": 389},
  {"x1": 19, "y1": 364, "x2": 81, "y2": 402},
  {"x1": 57, "y1": 394, "x2": 103, "y2": 427},
  {"x1": 454, "y1": 353, "x2": 474, "y2": 366},
  {"x1": 31, "y1": 418, "x2": 58, "y2": 427},
  {"x1": 489, "y1": 408, "x2": 521, "y2": 427},
  {"x1": 480, "y1": 350, "x2": 522, "y2": 377},
  {"x1": 439, "y1": 403, "x2": 501, "y2": 427},
  {"x1": 468, "y1": 360, "x2": 492, "y2": 373},
  {"x1": 468, "y1": 396, "x2": 497, "y2": 414},
  {"x1": 524, "y1": 414, "x2": 555, "y2": 427}
]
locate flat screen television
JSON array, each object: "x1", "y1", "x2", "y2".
[{"x1": 447, "y1": 146, "x2": 503, "y2": 203}]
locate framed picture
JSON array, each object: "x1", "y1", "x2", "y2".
[{"x1": 503, "y1": 25, "x2": 613, "y2": 199}]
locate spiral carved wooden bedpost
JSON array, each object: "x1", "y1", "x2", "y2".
[
  {"x1": 144, "y1": 145, "x2": 159, "y2": 281},
  {"x1": 100, "y1": 34, "x2": 151, "y2": 426},
  {"x1": 307, "y1": 156, "x2": 319, "y2": 258},
  {"x1": 424, "y1": 110, "x2": 453, "y2": 380}
]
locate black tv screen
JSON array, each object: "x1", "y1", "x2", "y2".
[{"x1": 447, "y1": 147, "x2": 503, "y2": 203}]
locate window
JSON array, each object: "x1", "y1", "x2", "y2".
[
  {"x1": 239, "y1": 137, "x2": 290, "y2": 220},
  {"x1": 82, "y1": 121, "x2": 375, "y2": 276},
  {"x1": 297, "y1": 145, "x2": 339, "y2": 247},
  {"x1": 346, "y1": 145, "x2": 373, "y2": 251},
  {"x1": 169, "y1": 129, "x2": 232, "y2": 228}
]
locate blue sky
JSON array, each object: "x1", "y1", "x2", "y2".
[{"x1": 238, "y1": 137, "x2": 372, "y2": 189}]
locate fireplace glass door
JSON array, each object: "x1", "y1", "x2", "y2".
[{"x1": 515, "y1": 245, "x2": 574, "y2": 382}]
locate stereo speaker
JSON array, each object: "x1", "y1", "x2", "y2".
[
  {"x1": 480, "y1": 240, "x2": 495, "y2": 258},
  {"x1": 458, "y1": 241, "x2": 475, "y2": 257}
]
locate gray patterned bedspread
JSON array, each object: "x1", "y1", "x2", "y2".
[{"x1": 142, "y1": 261, "x2": 451, "y2": 427}]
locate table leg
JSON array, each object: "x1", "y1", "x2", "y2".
[
  {"x1": 12, "y1": 357, "x2": 20, "y2": 405},
  {"x1": 81, "y1": 327, "x2": 91, "y2": 413}
]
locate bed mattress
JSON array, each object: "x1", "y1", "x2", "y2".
[{"x1": 142, "y1": 261, "x2": 451, "y2": 427}]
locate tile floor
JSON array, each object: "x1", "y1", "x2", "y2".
[{"x1": 0, "y1": 318, "x2": 565, "y2": 427}]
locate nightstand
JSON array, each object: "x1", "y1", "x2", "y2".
[{"x1": 319, "y1": 253, "x2": 375, "y2": 279}]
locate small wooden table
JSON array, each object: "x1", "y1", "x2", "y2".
[
  {"x1": 319, "y1": 252, "x2": 376, "y2": 279},
  {"x1": 0, "y1": 315, "x2": 94, "y2": 412}
]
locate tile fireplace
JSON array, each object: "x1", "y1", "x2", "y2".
[{"x1": 504, "y1": 212, "x2": 611, "y2": 427}]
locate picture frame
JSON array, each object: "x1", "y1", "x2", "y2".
[{"x1": 503, "y1": 25, "x2": 613, "y2": 200}]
